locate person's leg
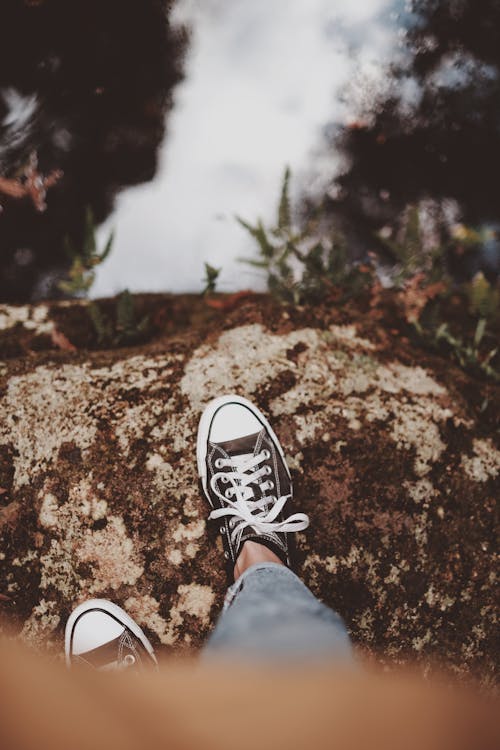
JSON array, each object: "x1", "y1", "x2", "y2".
[
  {"x1": 197, "y1": 395, "x2": 354, "y2": 663},
  {"x1": 203, "y1": 558, "x2": 353, "y2": 661}
]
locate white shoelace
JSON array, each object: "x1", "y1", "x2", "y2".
[{"x1": 209, "y1": 449, "x2": 310, "y2": 546}]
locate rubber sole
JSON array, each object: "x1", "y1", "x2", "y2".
[
  {"x1": 196, "y1": 394, "x2": 291, "y2": 507},
  {"x1": 64, "y1": 598, "x2": 158, "y2": 668}
]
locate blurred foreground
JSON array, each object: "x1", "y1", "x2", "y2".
[{"x1": 0, "y1": 637, "x2": 498, "y2": 750}]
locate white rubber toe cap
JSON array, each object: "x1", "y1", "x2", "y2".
[
  {"x1": 209, "y1": 402, "x2": 263, "y2": 443},
  {"x1": 71, "y1": 611, "x2": 124, "y2": 655}
]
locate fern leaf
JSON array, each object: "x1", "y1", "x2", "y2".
[
  {"x1": 238, "y1": 258, "x2": 270, "y2": 269},
  {"x1": 237, "y1": 216, "x2": 274, "y2": 258},
  {"x1": 82, "y1": 207, "x2": 97, "y2": 261},
  {"x1": 474, "y1": 318, "x2": 486, "y2": 348},
  {"x1": 116, "y1": 289, "x2": 135, "y2": 332},
  {"x1": 99, "y1": 230, "x2": 114, "y2": 263},
  {"x1": 88, "y1": 302, "x2": 112, "y2": 345},
  {"x1": 278, "y1": 166, "x2": 291, "y2": 230}
]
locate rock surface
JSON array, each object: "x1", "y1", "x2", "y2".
[{"x1": 0, "y1": 294, "x2": 498, "y2": 684}]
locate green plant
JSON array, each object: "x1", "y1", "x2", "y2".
[
  {"x1": 467, "y1": 271, "x2": 500, "y2": 321},
  {"x1": 436, "y1": 319, "x2": 499, "y2": 381},
  {"x1": 58, "y1": 207, "x2": 114, "y2": 296},
  {"x1": 409, "y1": 287, "x2": 500, "y2": 382},
  {"x1": 87, "y1": 302, "x2": 113, "y2": 345},
  {"x1": 238, "y1": 168, "x2": 500, "y2": 382},
  {"x1": 406, "y1": 252, "x2": 500, "y2": 380},
  {"x1": 88, "y1": 290, "x2": 150, "y2": 347},
  {"x1": 238, "y1": 167, "x2": 371, "y2": 304},
  {"x1": 201, "y1": 262, "x2": 221, "y2": 296},
  {"x1": 377, "y1": 205, "x2": 448, "y2": 288},
  {"x1": 376, "y1": 209, "x2": 500, "y2": 381}
]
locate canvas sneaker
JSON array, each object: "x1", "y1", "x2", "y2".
[
  {"x1": 197, "y1": 395, "x2": 309, "y2": 577},
  {"x1": 65, "y1": 599, "x2": 158, "y2": 671}
]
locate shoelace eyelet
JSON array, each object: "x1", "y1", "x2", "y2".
[
  {"x1": 215, "y1": 458, "x2": 224, "y2": 469},
  {"x1": 221, "y1": 475, "x2": 229, "y2": 483},
  {"x1": 265, "y1": 465, "x2": 272, "y2": 475},
  {"x1": 220, "y1": 526, "x2": 226, "y2": 534},
  {"x1": 123, "y1": 654, "x2": 136, "y2": 667},
  {"x1": 262, "y1": 449, "x2": 271, "y2": 459},
  {"x1": 225, "y1": 488, "x2": 233, "y2": 499}
]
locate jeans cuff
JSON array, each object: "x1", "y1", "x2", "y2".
[{"x1": 223, "y1": 562, "x2": 294, "y2": 611}]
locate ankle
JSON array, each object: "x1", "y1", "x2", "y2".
[{"x1": 233, "y1": 540, "x2": 284, "y2": 580}]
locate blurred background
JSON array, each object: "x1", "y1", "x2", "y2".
[{"x1": 0, "y1": 0, "x2": 499, "y2": 303}]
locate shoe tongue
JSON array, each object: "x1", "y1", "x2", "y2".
[
  {"x1": 214, "y1": 430, "x2": 263, "y2": 478},
  {"x1": 215, "y1": 430, "x2": 262, "y2": 460}
]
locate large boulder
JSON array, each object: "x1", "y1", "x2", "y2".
[{"x1": 0, "y1": 294, "x2": 498, "y2": 684}]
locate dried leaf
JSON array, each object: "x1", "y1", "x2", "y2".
[
  {"x1": 205, "y1": 290, "x2": 254, "y2": 311},
  {"x1": 0, "y1": 175, "x2": 27, "y2": 198},
  {"x1": 51, "y1": 328, "x2": 77, "y2": 352},
  {"x1": 397, "y1": 274, "x2": 446, "y2": 324},
  {"x1": 0, "y1": 151, "x2": 62, "y2": 213}
]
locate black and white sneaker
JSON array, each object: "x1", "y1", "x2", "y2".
[
  {"x1": 65, "y1": 599, "x2": 158, "y2": 671},
  {"x1": 197, "y1": 395, "x2": 309, "y2": 577}
]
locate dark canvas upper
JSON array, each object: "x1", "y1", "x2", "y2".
[{"x1": 205, "y1": 427, "x2": 294, "y2": 568}]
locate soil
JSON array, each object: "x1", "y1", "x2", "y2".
[{"x1": 0, "y1": 291, "x2": 498, "y2": 686}]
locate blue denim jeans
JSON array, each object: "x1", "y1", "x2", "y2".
[{"x1": 203, "y1": 563, "x2": 354, "y2": 663}]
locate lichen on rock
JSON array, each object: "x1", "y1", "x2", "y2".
[
  {"x1": 0, "y1": 297, "x2": 498, "y2": 685},
  {"x1": 461, "y1": 438, "x2": 500, "y2": 483}
]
